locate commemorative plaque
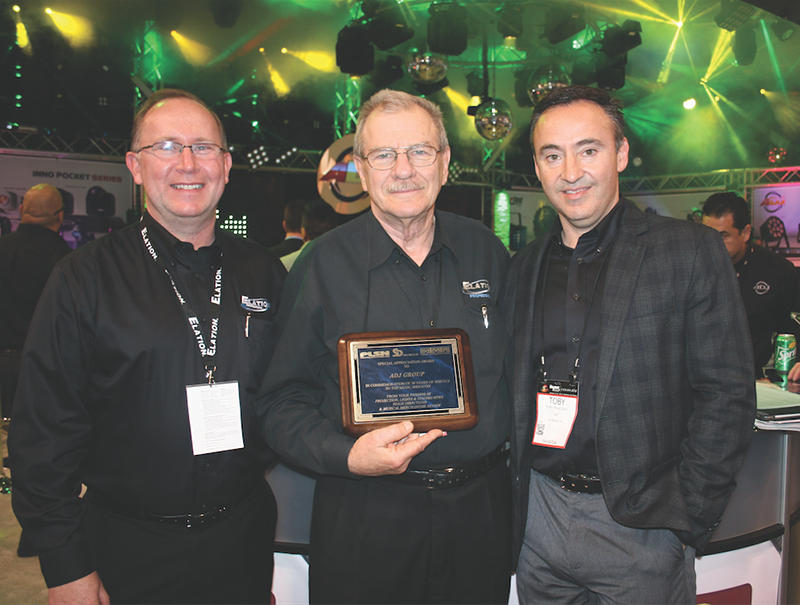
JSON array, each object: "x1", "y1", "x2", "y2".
[{"x1": 338, "y1": 329, "x2": 478, "y2": 437}]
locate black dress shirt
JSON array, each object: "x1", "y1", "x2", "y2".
[
  {"x1": 256, "y1": 210, "x2": 511, "y2": 475},
  {"x1": 531, "y1": 201, "x2": 624, "y2": 477},
  {"x1": 0, "y1": 223, "x2": 72, "y2": 350},
  {"x1": 9, "y1": 211, "x2": 285, "y2": 588}
]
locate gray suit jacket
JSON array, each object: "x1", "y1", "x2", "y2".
[{"x1": 502, "y1": 199, "x2": 756, "y2": 566}]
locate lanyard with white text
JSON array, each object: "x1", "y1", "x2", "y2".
[{"x1": 140, "y1": 223, "x2": 222, "y2": 384}]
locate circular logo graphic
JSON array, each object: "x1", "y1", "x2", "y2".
[
  {"x1": 760, "y1": 191, "x2": 785, "y2": 214},
  {"x1": 317, "y1": 134, "x2": 370, "y2": 215}
]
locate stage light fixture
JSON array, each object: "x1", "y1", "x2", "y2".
[
  {"x1": 770, "y1": 18, "x2": 795, "y2": 41},
  {"x1": 714, "y1": 0, "x2": 756, "y2": 31},
  {"x1": 596, "y1": 54, "x2": 627, "y2": 90},
  {"x1": 466, "y1": 71, "x2": 485, "y2": 97},
  {"x1": 733, "y1": 26, "x2": 757, "y2": 65},
  {"x1": 474, "y1": 98, "x2": 514, "y2": 141},
  {"x1": 406, "y1": 50, "x2": 448, "y2": 84},
  {"x1": 683, "y1": 98, "x2": 697, "y2": 109},
  {"x1": 427, "y1": 2, "x2": 468, "y2": 56},
  {"x1": 209, "y1": 0, "x2": 243, "y2": 29},
  {"x1": 527, "y1": 64, "x2": 572, "y2": 105},
  {"x1": 497, "y1": 2, "x2": 524, "y2": 40},
  {"x1": 414, "y1": 77, "x2": 450, "y2": 96},
  {"x1": 247, "y1": 146, "x2": 270, "y2": 170},
  {"x1": 601, "y1": 20, "x2": 642, "y2": 58},
  {"x1": 367, "y1": 55, "x2": 405, "y2": 88},
  {"x1": 336, "y1": 23, "x2": 374, "y2": 76},
  {"x1": 542, "y1": 3, "x2": 585, "y2": 45},
  {"x1": 368, "y1": 5, "x2": 414, "y2": 51}
]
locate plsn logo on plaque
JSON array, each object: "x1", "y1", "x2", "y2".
[{"x1": 338, "y1": 329, "x2": 478, "y2": 437}]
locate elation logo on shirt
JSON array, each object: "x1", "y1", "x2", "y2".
[
  {"x1": 241, "y1": 296, "x2": 271, "y2": 312},
  {"x1": 462, "y1": 279, "x2": 491, "y2": 299}
]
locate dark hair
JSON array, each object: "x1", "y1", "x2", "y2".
[
  {"x1": 131, "y1": 89, "x2": 227, "y2": 151},
  {"x1": 302, "y1": 200, "x2": 339, "y2": 241},
  {"x1": 530, "y1": 85, "x2": 626, "y2": 151},
  {"x1": 702, "y1": 192, "x2": 751, "y2": 233},
  {"x1": 283, "y1": 199, "x2": 306, "y2": 233}
]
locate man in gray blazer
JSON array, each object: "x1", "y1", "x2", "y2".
[{"x1": 502, "y1": 85, "x2": 755, "y2": 603}]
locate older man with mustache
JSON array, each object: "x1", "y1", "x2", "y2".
[{"x1": 255, "y1": 89, "x2": 512, "y2": 605}]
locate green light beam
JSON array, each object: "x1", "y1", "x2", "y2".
[
  {"x1": 702, "y1": 86, "x2": 748, "y2": 163},
  {"x1": 760, "y1": 19, "x2": 787, "y2": 98}
]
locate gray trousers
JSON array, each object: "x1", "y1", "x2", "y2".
[{"x1": 517, "y1": 469, "x2": 696, "y2": 604}]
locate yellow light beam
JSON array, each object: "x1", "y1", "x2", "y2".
[
  {"x1": 657, "y1": 23, "x2": 683, "y2": 84},
  {"x1": 46, "y1": 9, "x2": 94, "y2": 48},
  {"x1": 171, "y1": 31, "x2": 214, "y2": 67},
  {"x1": 281, "y1": 48, "x2": 337, "y2": 73},
  {"x1": 702, "y1": 85, "x2": 750, "y2": 162},
  {"x1": 266, "y1": 62, "x2": 290, "y2": 96},
  {"x1": 762, "y1": 90, "x2": 800, "y2": 137},
  {"x1": 16, "y1": 21, "x2": 32, "y2": 54},
  {"x1": 703, "y1": 29, "x2": 733, "y2": 81},
  {"x1": 576, "y1": 2, "x2": 673, "y2": 24}
]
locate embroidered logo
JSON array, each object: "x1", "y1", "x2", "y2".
[
  {"x1": 241, "y1": 296, "x2": 271, "y2": 312},
  {"x1": 462, "y1": 279, "x2": 491, "y2": 299},
  {"x1": 753, "y1": 281, "x2": 770, "y2": 295}
]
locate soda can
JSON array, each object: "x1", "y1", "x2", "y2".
[{"x1": 775, "y1": 334, "x2": 797, "y2": 373}]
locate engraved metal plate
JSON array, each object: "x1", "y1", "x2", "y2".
[{"x1": 338, "y1": 329, "x2": 478, "y2": 437}]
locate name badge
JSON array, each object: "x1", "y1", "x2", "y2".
[
  {"x1": 533, "y1": 379, "x2": 578, "y2": 449},
  {"x1": 186, "y1": 381, "x2": 244, "y2": 456}
]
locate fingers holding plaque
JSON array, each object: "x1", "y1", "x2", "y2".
[{"x1": 338, "y1": 329, "x2": 478, "y2": 437}]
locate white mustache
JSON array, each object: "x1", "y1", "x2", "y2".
[{"x1": 387, "y1": 181, "x2": 424, "y2": 193}]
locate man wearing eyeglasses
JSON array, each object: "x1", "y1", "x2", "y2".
[
  {"x1": 256, "y1": 89, "x2": 511, "y2": 604},
  {"x1": 10, "y1": 89, "x2": 285, "y2": 604}
]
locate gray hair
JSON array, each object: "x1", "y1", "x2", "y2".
[{"x1": 353, "y1": 89, "x2": 449, "y2": 157}]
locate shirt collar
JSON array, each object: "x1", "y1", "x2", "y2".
[
  {"x1": 142, "y1": 211, "x2": 221, "y2": 269},
  {"x1": 365, "y1": 209, "x2": 447, "y2": 270},
  {"x1": 550, "y1": 198, "x2": 624, "y2": 254}
]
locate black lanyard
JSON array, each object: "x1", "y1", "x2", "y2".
[
  {"x1": 538, "y1": 238, "x2": 613, "y2": 384},
  {"x1": 140, "y1": 224, "x2": 222, "y2": 383}
]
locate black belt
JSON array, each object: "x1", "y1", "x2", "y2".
[
  {"x1": 554, "y1": 471, "x2": 603, "y2": 494},
  {"x1": 391, "y1": 443, "x2": 508, "y2": 490},
  {"x1": 87, "y1": 491, "x2": 231, "y2": 529}
]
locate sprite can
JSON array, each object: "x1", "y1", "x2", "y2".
[{"x1": 775, "y1": 334, "x2": 797, "y2": 373}]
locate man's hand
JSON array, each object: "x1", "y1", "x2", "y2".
[
  {"x1": 49, "y1": 572, "x2": 110, "y2": 605},
  {"x1": 347, "y1": 421, "x2": 445, "y2": 476},
  {"x1": 788, "y1": 363, "x2": 800, "y2": 382}
]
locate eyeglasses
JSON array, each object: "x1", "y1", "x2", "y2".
[
  {"x1": 53, "y1": 206, "x2": 65, "y2": 216},
  {"x1": 362, "y1": 145, "x2": 442, "y2": 170},
  {"x1": 136, "y1": 141, "x2": 225, "y2": 159}
]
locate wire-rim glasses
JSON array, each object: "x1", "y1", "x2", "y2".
[
  {"x1": 362, "y1": 145, "x2": 441, "y2": 170},
  {"x1": 136, "y1": 141, "x2": 225, "y2": 159}
]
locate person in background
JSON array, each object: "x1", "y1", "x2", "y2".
[
  {"x1": 281, "y1": 199, "x2": 339, "y2": 271},
  {"x1": 0, "y1": 183, "x2": 70, "y2": 420},
  {"x1": 503, "y1": 85, "x2": 755, "y2": 604},
  {"x1": 256, "y1": 89, "x2": 512, "y2": 604},
  {"x1": 702, "y1": 191, "x2": 800, "y2": 376},
  {"x1": 10, "y1": 89, "x2": 285, "y2": 605},
  {"x1": 268, "y1": 198, "x2": 305, "y2": 258},
  {"x1": 0, "y1": 183, "x2": 72, "y2": 558}
]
